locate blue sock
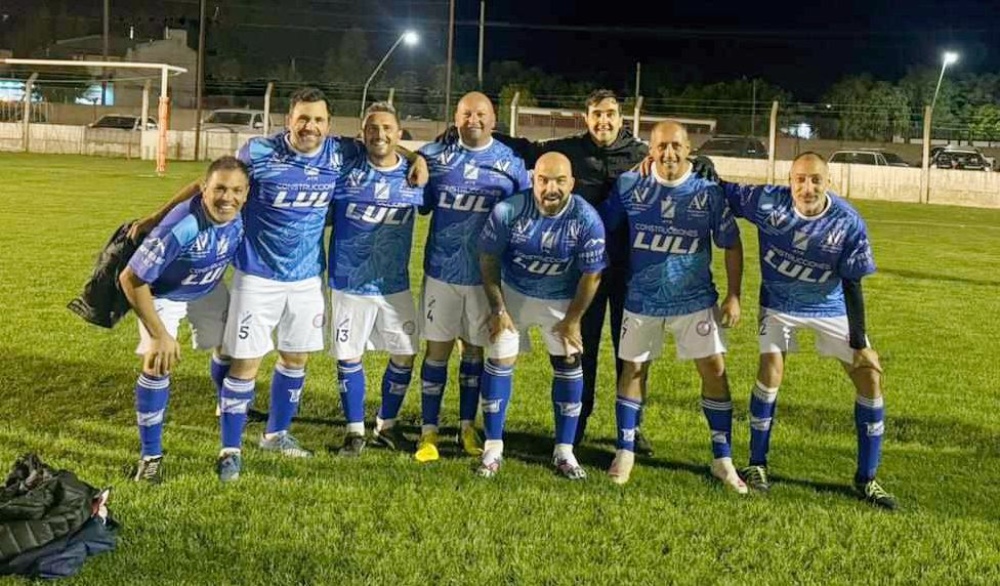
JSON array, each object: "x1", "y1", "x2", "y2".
[
  {"x1": 378, "y1": 361, "x2": 413, "y2": 423},
  {"x1": 220, "y1": 376, "x2": 255, "y2": 450},
  {"x1": 266, "y1": 363, "x2": 305, "y2": 434},
  {"x1": 615, "y1": 397, "x2": 642, "y2": 452},
  {"x1": 337, "y1": 361, "x2": 366, "y2": 426},
  {"x1": 701, "y1": 397, "x2": 734, "y2": 459},
  {"x1": 855, "y1": 395, "x2": 885, "y2": 483},
  {"x1": 481, "y1": 360, "x2": 513, "y2": 441},
  {"x1": 420, "y1": 358, "x2": 448, "y2": 429},
  {"x1": 135, "y1": 374, "x2": 170, "y2": 458},
  {"x1": 209, "y1": 354, "x2": 231, "y2": 402},
  {"x1": 458, "y1": 358, "x2": 483, "y2": 424},
  {"x1": 551, "y1": 360, "x2": 583, "y2": 447},
  {"x1": 749, "y1": 382, "x2": 778, "y2": 466}
]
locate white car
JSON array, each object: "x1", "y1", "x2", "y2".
[{"x1": 198, "y1": 109, "x2": 267, "y2": 133}]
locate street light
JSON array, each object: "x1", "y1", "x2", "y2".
[
  {"x1": 360, "y1": 30, "x2": 419, "y2": 119},
  {"x1": 931, "y1": 51, "x2": 959, "y2": 114}
]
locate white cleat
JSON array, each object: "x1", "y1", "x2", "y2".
[
  {"x1": 711, "y1": 457, "x2": 749, "y2": 495},
  {"x1": 476, "y1": 450, "x2": 503, "y2": 478},
  {"x1": 608, "y1": 450, "x2": 635, "y2": 486}
]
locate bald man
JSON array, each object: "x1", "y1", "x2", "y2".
[
  {"x1": 415, "y1": 92, "x2": 531, "y2": 463},
  {"x1": 723, "y1": 152, "x2": 895, "y2": 509},
  {"x1": 601, "y1": 122, "x2": 746, "y2": 490},
  {"x1": 476, "y1": 152, "x2": 606, "y2": 479}
]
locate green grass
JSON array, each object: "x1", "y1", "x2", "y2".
[{"x1": 1, "y1": 153, "x2": 999, "y2": 584}]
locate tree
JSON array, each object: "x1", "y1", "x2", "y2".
[
  {"x1": 823, "y1": 75, "x2": 911, "y2": 141},
  {"x1": 323, "y1": 28, "x2": 371, "y2": 86},
  {"x1": 498, "y1": 84, "x2": 537, "y2": 130},
  {"x1": 970, "y1": 104, "x2": 1000, "y2": 142}
]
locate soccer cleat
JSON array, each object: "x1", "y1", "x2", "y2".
[
  {"x1": 372, "y1": 426, "x2": 410, "y2": 452},
  {"x1": 855, "y1": 479, "x2": 897, "y2": 510},
  {"x1": 339, "y1": 433, "x2": 367, "y2": 458},
  {"x1": 217, "y1": 452, "x2": 241, "y2": 482},
  {"x1": 458, "y1": 426, "x2": 484, "y2": 457},
  {"x1": 414, "y1": 432, "x2": 440, "y2": 463},
  {"x1": 130, "y1": 456, "x2": 164, "y2": 484},
  {"x1": 608, "y1": 450, "x2": 635, "y2": 486},
  {"x1": 258, "y1": 432, "x2": 313, "y2": 458},
  {"x1": 710, "y1": 457, "x2": 748, "y2": 495},
  {"x1": 634, "y1": 429, "x2": 654, "y2": 457},
  {"x1": 553, "y1": 455, "x2": 587, "y2": 480},
  {"x1": 475, "y1": 453, "x2": 502, "y2": 478},
  {"x1": 741, "y1": 465, "x2": 771, "y2": 493}
]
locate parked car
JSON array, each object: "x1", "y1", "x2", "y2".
[
  {"x1": 89, "y1": 115, "x2": 157, "y2": 131},
  {"x1": 198, "y1": 109, "x2": 267, "y2": 133},
  {"x1": 828, "y1": 149, "x2": 911, "y2": 167},
  {"x1": 932, "y1": 146, "x2": 992, "y2": 171},
  {"x1": 0, "y1": 107, "x2": 48, "y2": 123},
  {"x1": 694, "y1": 136, "x2": 768, "y2": 159}
]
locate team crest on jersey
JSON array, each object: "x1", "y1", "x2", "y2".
[
  {"x1": 540, "y1": 229, "x2": 558, "y2": 253},
  {"x1": 193, "y1": 232, "x2": 211, "y2": 254},
  {"x1": 793, "y1": 230, "x2": 810, "y2": 251},
  {"x1": 437, "y1": 151, "x2": 457, "y2": 166},
  {"x1": 493, "y1": 159, "x2": 511, "y2": 173},
  {"x1": 374, "y1": 179, "x2": 391, "y2": 200},
  {"x1": 463, "y1": 162, "x2": 480, "y2": 181},
  {"x1": 632, "y1": 185, "x2": 651, "y2": 204},
  {"x1": 566, "y1": 221, "x2": 581, "y2": 245},
  {"x1": 767, "y1": 208, "x2": 789, "y2": 228},
  {"x1": 347, "y1": 168, "x2": 367, "y2": 187},
  {"x1": 513, "y1": 216, "x2": 533, "y2": 237},
  {"x1": 660, "y1": 197, "x2": 676, "y2": 220},
  {"x1": 688, "y1": 191, "x2": 708, "y2": 212},
  {"x1": 216, "y1": 235, "x2": 230, "y2": 257},
  {"x1": 822, "y1": 228, "x2": 846, "y2": 252}
]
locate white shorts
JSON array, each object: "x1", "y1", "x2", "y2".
[
  {"x1": 758, "y1": 308, "x2": 865, "y2": 364},
  {"x1": 222, "y1": 270, "x2": 326, "y2": 359},
  {"x1": 487, "y1": 285, "x2": 572, "y2": 360},
  {"x1": 136, "y1": 284, "x2": 229, "y2": 354},
  {"x1": 329, "y1": 289, "x2": 419, "y2": 360},
  {"x1": 420, "y1": 276, "x2": 491, "y2": 347},
  {"x1": 618, "y1": 307, "x2": 727, "y2": 362}
]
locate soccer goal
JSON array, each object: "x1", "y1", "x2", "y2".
[{"x1": 1, "y1": 58, "x2": 187, "y2": 175}]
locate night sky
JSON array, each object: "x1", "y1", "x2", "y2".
[{"x1": 4, "y1": 0, "x2": 999, "y2": 100}]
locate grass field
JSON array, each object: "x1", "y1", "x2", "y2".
[{"x1": 1, "y1": 152, "x2": 999, "y2": 584}]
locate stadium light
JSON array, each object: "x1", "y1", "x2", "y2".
[
  {"x1": 360, "y1": 30, "x2": 420, "y2": 119},
  {"x1": 931, "y1": 51, "x2": 959, "y2": 114}
]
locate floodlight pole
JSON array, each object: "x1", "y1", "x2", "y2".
[
  {"x1": 360, "y1": 33, "x2": 410, "y2": 119},
  {"x1": 194, "y1": 0, "x2": 207, "y2": 161}
]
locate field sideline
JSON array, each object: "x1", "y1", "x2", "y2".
[{"x1": 0, "y1": 153, "x2": 998, "y2": 584}]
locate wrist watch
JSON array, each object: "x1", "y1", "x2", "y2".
[{"x1": 492, "y1": 308, "x2": 507, "y2": 317}]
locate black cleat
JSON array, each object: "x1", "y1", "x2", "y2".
[
  {"x1": 855, "y1": 479, "x2": 897, "y2": 510},
  {"x1": 634, "y1": 429, "x2": 654, "y2": 457},
  {"x1": 741, "y1": 465, "x2": 771, "y2": 493},
  {"x1": 130, "y1": 456, "x2": 164, "y2": 484},
  {"x1": 339, "y1": 432, "x2": 367, "y2": 457},
  {"x1": 371, "y1": 426, "x2": 410, "y2": 452}
]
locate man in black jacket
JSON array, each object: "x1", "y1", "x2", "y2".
[{"x1": 494, "y1": 89, "x2": 650, "y2": 449}]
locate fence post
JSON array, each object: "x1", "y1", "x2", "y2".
[
  {"x1": 509, "y1": 91, "x2": 521, "y2": 136},
  {"x1": 920, "y1": 105, "x2": 932, "y2": 204},
  {"x1": 766, "y1": 100, "x2": 778, "y2": 184},
  {"x1": 263, "y1": 82, "x2": 274, "y2": 135},
  {"x1": 633, "y1": 96, "x2": 643, "y2": 137},
  {"x1": 22, "y1": 72, "x2": 38, "y2": 153},
  {"x1": 387, "y1": 87, "x2": 395, "y2": 107}
]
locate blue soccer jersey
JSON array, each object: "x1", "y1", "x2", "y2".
[
  {"x1": 418, "y1": 139, "x2": 531, "y2": 286},
  {"x1": 128, "y1": 194, "x2": 243, "y2": 302},
  {"x1": 235, "y1": 132, "x2": 360, "y2": 282},
  {"x1": 328, "y1": 156, "x2": 424, "y2": 296},
  {"x1": 604, "y1": 168, "x2": 740, "y2": 317},
  {"x1": 724, "y1": 183, "x2": 876, "y2": 317},
  {"x1": 479, "y1": 192, "x2": 607, "y2": 300}
]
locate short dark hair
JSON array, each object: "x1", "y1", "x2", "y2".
[
  {"x1": 205, "y1": 155, "x2": 250, "y2": 181},
  {"x1": 792, "y1": 151, "x2": 826, "y2": 165},
  {"x1": 289, "y1": 86, "x2": 331, "y2": 115},
  {"x1": 585, "y1": 89, "x2": 619, "y2": 111},
  {"x1": 363, "y1": 101, "x2": 399, "y2": 126}
]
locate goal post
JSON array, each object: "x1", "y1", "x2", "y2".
[{"x1": 0, "y1": 58, "x2": 188, "y2": 175}]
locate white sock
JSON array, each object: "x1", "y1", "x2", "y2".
[
  {"x1": 483, "y1": 439, "x2": 504, "y2": 459},
  {"x1": 376, "y1": 417, "x2": 395, "y2": 432},
  {"x1": 421, "y1": 424, "x2": 439, "y2": 436},
  {"x1": 347, "y1": 422, "x2": 365, "y2": 435},
  {"x1": 219, "y1": 447, "x2": 241, "y2": 457}
]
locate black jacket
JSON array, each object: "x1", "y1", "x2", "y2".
[
  {"x1": 494, "y1": 128, "x2": 649, "y2": 209},
  {"x1": 67, "y1": 221, "x2": 137, "y2": 329}
]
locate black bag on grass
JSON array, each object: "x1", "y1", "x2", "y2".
[{"x1": 67, "y1": 221, "x2": 137, "y2": 328}]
